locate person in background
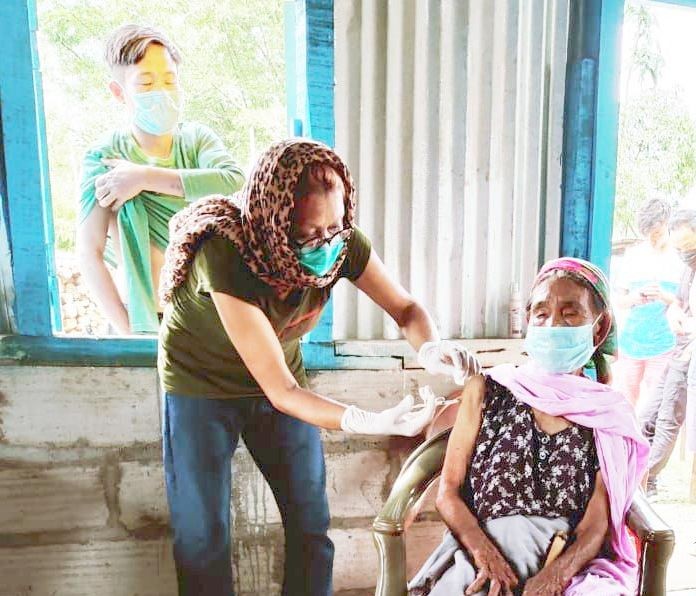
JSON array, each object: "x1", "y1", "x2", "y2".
[
  {"x1": 157, "y1": 138, "x2": 480, "y2": 595},
  {"x1": 77, "y1": 24, "x2": 244, "y2": 334},
  {"x1": 640, "y1": 206, "x2": 696, "y2": 497},
  {"x1": 612, "y1": 198, "x2": 682, "y2": 406}
]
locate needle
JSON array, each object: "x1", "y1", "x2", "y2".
[{"x1": 412, "y1": 397, "x2": 459, "y2": 410}]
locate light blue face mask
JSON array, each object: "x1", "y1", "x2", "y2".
[
  {"x1": 131, "y1": 90, "x2": 182, "y2": 135},
  {"x1": 524, "y1": 316, "x2": 600, "y2": 374},
  {"x1": 296, "y1": 238, "x2": 345, "y2": 277}
]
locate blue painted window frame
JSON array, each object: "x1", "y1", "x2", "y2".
[
  {"x1": 0, "y1": 0, "x2": 54, "y2": 337},
  {"x1": 653, "y1": 0, "x2": 696, "y2": 7},
  {"x1": 0, "y1": 0, "x2": 346, "y2": 367},
  {"x1": 561, "y1": 0, "x2": 624, "y2": 274},
  {"x1": 0, "y1": 0, "x2": 104, "y2": 363},
  {"x1": 2, "y1": 0, "x2": 649, "y2": 364},
  {"x1": 564, "y1": 0, "x2": 696, "y2": 275}
]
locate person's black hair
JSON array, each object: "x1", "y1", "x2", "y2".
[
  {"x1": 668, "y1": 207, "x2": 696, "y2": 232},
  {"x1": 637, "y1": 198, "x2": 671, "y2": 237}
]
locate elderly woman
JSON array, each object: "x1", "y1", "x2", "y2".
[
  {"x1": 409, "y1": 258, "x2": 649, "y2": 596},
  {"x1": 157, "y1": 138, "x2": 479, "y2": 595}
]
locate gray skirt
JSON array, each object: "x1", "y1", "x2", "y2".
[{"x1": 408, "y1": 515, "x2": 571, "y2": 596}]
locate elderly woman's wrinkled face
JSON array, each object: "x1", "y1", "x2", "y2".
[{"x1": 528, "y1": 277, "x2": 603, "y2": 345}]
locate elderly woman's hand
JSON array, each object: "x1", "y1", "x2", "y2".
[
  {"x1": 465, "y1": 535, "x2": 518, "y2": 596},
  {"x1": 521, "y1": 564, "x2": 567, "y2": 595}
]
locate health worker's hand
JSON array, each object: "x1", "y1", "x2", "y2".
[
  {"x1": 417, "y1": 340, "x2": 482, "y2": 385},
  {"x1": 340, "y1": 386, "x2": 439, "y2": 436},
  {"x1": 95, "y1": 158, "x2": 148, "y2": 211}
]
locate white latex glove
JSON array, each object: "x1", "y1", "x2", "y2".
[
  {"x1": 340, "y1": 386, "x2": 439, "y2": 436},
  {"x1": 417, "y1": 340, "x2": 482, "y2": 385}
]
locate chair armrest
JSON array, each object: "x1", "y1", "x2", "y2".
[
  {"x1": 372, "y1": 430, "x2": 451, "y2": 596},
  {"x1": 627, "y1": 491, "x2": 675, "y2": 596},
  {"x1": 627, "y1": 491, "x2": 674, "y2": 542}
]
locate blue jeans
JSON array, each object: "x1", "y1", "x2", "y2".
[{"x1": 162, "y1": 392, "x2": 334, "y2": 596}]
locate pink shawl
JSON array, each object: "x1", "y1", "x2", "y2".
[{"x1": 488, "y1": 362, "x2": 649, "y2": 595}]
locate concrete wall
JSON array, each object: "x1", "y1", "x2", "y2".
[
  {"x1": 0, "y1": 363, "x2": 472, "y2": 596},
  {"x1": 0, "y1": 337, "x2": 528, "y2": 595}
]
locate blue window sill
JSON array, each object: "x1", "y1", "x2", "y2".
[
  {"x1": 0, "y1": 335, "x2": 403, "y2": 370},
  {"x1": 0, "y1": 335, "x2": 524, "y2": 370},
  {"x1": 0, "y1": 335, "x2": 158, "y2": 367}
]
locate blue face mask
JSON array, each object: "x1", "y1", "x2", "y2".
[
  {"x1": 131, "y1": 90, "x2": 182, "y2": 135},
  {"x1": 296, "y1": 238, "x2": 345, "y2": 277},
  {"x1": 524, "y1": 316, "x2": 600, "y2": 374}
]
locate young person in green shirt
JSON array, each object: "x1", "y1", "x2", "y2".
[
  {"x1": 158, "y1": 138, "x2": 481, "y2": 595},
  {"x1": 77, "y1": 24, "x2": 244, "y2": 334}
]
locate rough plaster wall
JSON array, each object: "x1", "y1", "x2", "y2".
[{"x1": 0, "y1": 365, "x2": 469, "y2": 595}]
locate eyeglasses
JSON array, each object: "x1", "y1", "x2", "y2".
[{"x1": 293, "y1": 227, "x2": 353, "y2": 253}]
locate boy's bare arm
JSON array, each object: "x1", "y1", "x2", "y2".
[{"x1": 76, "y1": 205, "x2": 130, "y2": 334}]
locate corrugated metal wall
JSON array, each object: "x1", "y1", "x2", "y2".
[{"x1": 333, "y1": 0, "x2": 570, "y2": 339}]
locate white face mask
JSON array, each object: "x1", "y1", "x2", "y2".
[
  {"x1": 524, "y1": 315, "x2": 601, "y2": 374},
  {"x1": 130, "y1": 89, "x2": 183, "y2": 135}
]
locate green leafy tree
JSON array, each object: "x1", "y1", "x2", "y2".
[
  {"x1": 615, "y1": 89, "x2": 696, "y2": 238},
  {"x1": 36, "y1": 0, "x2": 286, "y2": 250},
  {"x1": 623, "y1": 2, "x2": 664, "y2": 92},
  {"x1": 614, "y1": 1, "x2": 696, "y2": 239}
]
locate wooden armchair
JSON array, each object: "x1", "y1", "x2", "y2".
[{"x1": 373, "y1": 429, "x2": 675, "y2": 596}]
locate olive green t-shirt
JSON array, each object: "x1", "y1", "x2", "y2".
[{"x1": 158, "y1": 228, "x2": 372, "y2": 398}]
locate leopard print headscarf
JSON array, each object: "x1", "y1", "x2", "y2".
[{"x1": 159, "y1": 138, "x2": 356, "y2": 304}]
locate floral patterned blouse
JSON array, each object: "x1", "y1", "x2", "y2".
[{"x1": 467, "y1": 376, "x2": 599, "y2": 525}]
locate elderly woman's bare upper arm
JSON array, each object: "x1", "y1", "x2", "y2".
[
  {"x1": 575, "y1": 471, "x2": 611, "y2": 538},
  {"x1": 439, "y1": 374, "x2": 486, "y2": 491}
]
